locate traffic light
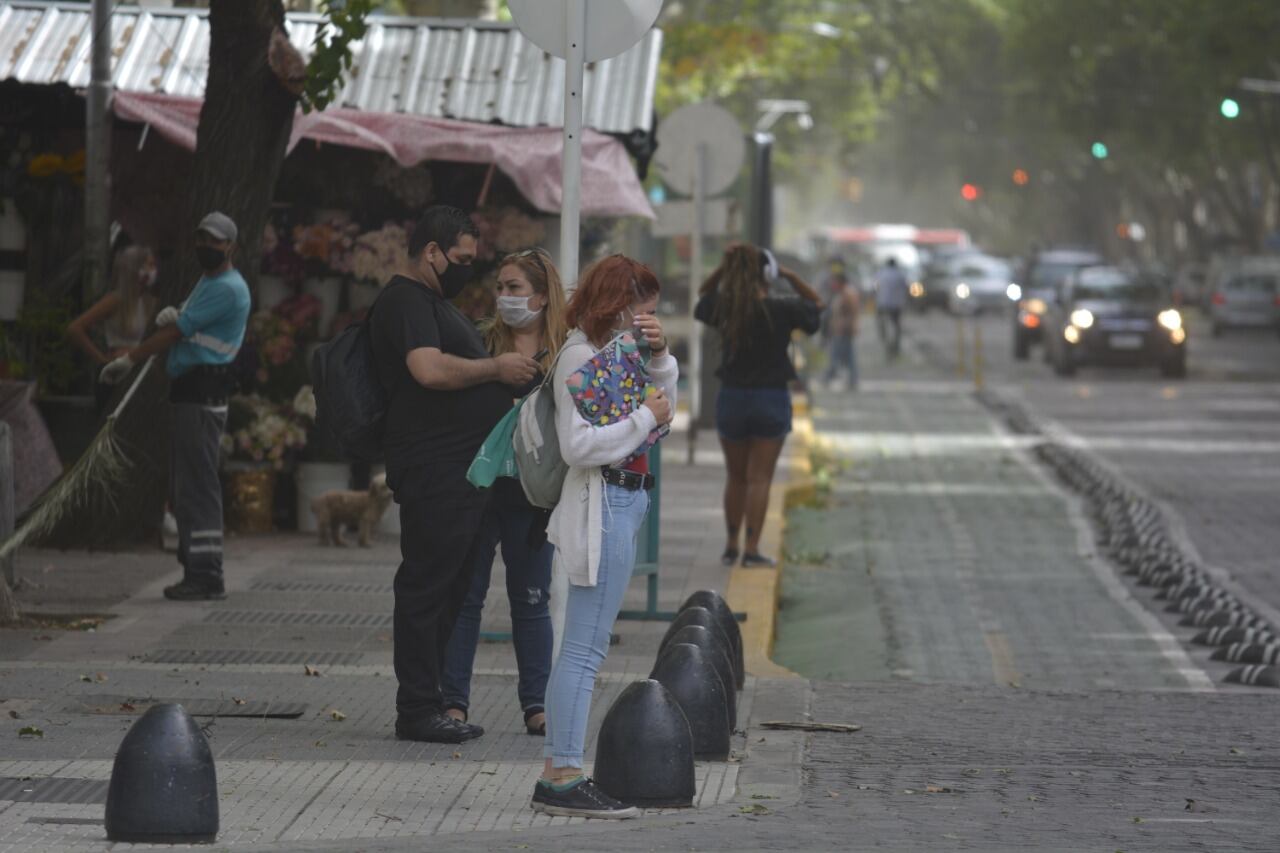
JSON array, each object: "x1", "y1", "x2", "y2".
[
  {"x1": 1090, "y1": 141, "x2": 1109, "y2": 160},
  {"x1": 1012, "y1": 168, "x2": 1029, "y2": 186},
  {"x1": 1220, "y1": 97, "x2": 1240, "y2": 119},
  {"x1": 960, "y1": 183, "x2": 981, "y2": 201}
]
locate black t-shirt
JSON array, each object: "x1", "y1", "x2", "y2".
[
  {"x1": 368, "y1": 276, "x2": 511, "y2": 480},
  {"x1": 695, "y1": 292, "x2": 821, "y2": 388}
]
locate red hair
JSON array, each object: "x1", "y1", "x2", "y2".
[{"x1": 566, "y1": 255, "x2": 661, "y2": 344}]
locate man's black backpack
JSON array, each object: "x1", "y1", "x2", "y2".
[{"x1": 310, "y1": 285, "x2": 398, "y2": 463}]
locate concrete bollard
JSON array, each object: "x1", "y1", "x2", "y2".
[
  {"x1": 679, "y1": 590, "x2": 744, "y2": 690},
  {"x1": 658, "y1": 624, "x2": 736, "y2": 730},
  {"x1": 650, "y1": 643, "x2": 731, "y2": 760},
  {"x1": 593, "y1": 679, "x2": 696, "y2": 808},
  {"x1": 105, "y1": 704, "x2": 218, "y2": 844}
]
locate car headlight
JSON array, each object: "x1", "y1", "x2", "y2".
[
  {"x1": 909, "y1": 282, "x2": 925, "y2": 299},
  {"x1": 955, "y1": 283, "x2": 971, "y2": 299},
  {"x1": 1024, "y1": 297, "x2": 1048, "y2": 315},
  {"x1": 1157, "y1": 309, "x2": 1183, "y2": 332},
  {"x1": 1007, "y1": 283, "x2": 1022, "y2": 301},
  {"x1": 1070, "y1": 308, "x2": 1094, "y2": 329},
  {"x1": 1064, "y1": 325, "x2": 1081, "y2": 344}
]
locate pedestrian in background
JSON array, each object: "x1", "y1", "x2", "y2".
[
  {"x1": 442, "y1": 246, "x2": 569, "y2": 738},
  {"x1": 367, "y1": 205, "x2": 540, "y2": 745},
  {"x1": 696, "y1": 243, "x2": 822, "y2": 568},
  {"x1": 821, "y1": 272, "x2": 859, "y2": 391},
  {"x1": 874, "y1": 256, "x2": 909, "y2": 358},
  {"x1": 67, "y1": 244, "x2": 158, "y2": 412},
  {"x1": 98, "y1": 212, "x2": 250, "y2": 601},
  {"x1": 532, "y1": 255, "x2": 676, "y2": 819}
]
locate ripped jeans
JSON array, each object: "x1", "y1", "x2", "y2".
[
  {"x1": 441, "y1": 500, "x2": 554, "y2": 717},
  {"x1": 545, "y1": 483, "x2": 650, "y2": 768}
]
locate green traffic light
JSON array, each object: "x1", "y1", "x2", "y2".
[
  {"x1": 1220, "y1": 98, "x2": 1240, "y2": 119},
  {"x1": 1091, "y1": 141, "x2": 1109, "y2": 159}
]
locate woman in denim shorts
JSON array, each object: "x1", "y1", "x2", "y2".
[{"x1": 695, "y1": 244, "x2": 822, "y2": 566}]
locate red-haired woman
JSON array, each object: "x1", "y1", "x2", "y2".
[{"x1": 531, "y1": 255, "x2": 677, "y2": 819}]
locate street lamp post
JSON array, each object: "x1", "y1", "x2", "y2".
[{"x1": 751, "y1": 100, "x2": 811, "y2": 249}]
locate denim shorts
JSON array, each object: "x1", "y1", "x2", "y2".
[{"x1": 716, "y1": 386, "x2": 792, "y2": 442}]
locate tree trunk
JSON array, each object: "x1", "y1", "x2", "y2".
[{"x1": 37, "y1": 0, "x2": 298, "y2": 549}]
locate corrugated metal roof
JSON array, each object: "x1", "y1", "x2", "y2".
[{"x1": 0, "y1": 1, "x2": 661, "y2": 135}]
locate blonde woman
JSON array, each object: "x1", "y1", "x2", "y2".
[
  {"x1": 67, "y1": 245, "x2": 157, "y2": 408},
  {"x1": 442, "y1": 246, "x2": 569, "y2": 737}
]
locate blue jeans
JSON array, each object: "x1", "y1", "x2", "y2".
[
  {"x1": 544, "y1": 483, "x2": 650, "y2": 769},
  {"x1": 823, "y1": 333, "x2": 857, "y2": 386},
  {"x1": 441, "y1": 501, "x2": 554, "y2": 717}
]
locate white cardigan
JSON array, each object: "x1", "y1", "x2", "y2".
[{"x1": 545, "y1": 330, "x2": 679, "y2": 587}]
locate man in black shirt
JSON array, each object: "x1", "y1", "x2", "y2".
[{"x1": 368, "y1": 205, "x2": 539, "y2": 743}]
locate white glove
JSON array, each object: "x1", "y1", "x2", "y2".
[
  {"x1": 155, "y1": 306, "x2": 180, "y2": 327},
  {"x1": 99, "y1": 354, "x2": 135, "y2": 385}
]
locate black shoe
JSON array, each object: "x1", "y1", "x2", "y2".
[
  {"x1": 720, "y1": 548, "x2": 740, "y2": 567},
  {"x1": 740, "y1": 552, "x2": 776, "y2": 568},
  {"x1": 395, "y1": 713, "x2": 484, "y2": 743},
  {"x1": 531, "y1": 777, "x2": 640, "y2": 819},
  {"x1": 163, "y1": 580, "x2": 226, "y2": 601}
]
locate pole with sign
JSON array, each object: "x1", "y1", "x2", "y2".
[{"x1": 508, "y1": 0, "x2": 662, "y2": 288}]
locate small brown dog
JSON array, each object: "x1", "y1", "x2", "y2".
[{"x1": 311, "y1": 473, "x2": 393, "y2": 547}]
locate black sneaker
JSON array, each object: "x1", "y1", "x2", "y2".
[
  {"x1": 740, "y1": 552, "x2": 776, "y2": 568},
  {"x1": 163, "y1": 580, "x2": 227, "y2": 601},
  {"x1": 395, "y1": 713, "x2": 484, "y2": 743},
  {"x1": 530, "y1": 777, "x2": 640, "y2": 819}
]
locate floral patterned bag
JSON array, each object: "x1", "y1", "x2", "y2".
[{"x1": 565, "y1": 332, "x2": 668, "y2": 465}]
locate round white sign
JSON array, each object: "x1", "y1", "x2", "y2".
[
  {"x1": 653, "y1": 102, "x2": 746, "y2": 196},
  {"x1": 508, "y1": 0, "x2": 664, "y2": 63}
]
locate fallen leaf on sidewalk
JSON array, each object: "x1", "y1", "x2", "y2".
[
  {"x1": 1132, "y1": 816, "x2": 1144, "y2": 824},
  {"x1": 79, "y1": 675, "x2": 92, "y2": 683},
  {"x1": 304, "y1": 665, "x2": 322, "y2": 677},
  {"x1": 760, "y1": 721, "x2": 862, "y2": 733},
  {"x1": 452, "y1": 751, "x2": 462, "y2": 759},
  {"x1": 94, "y1": 673, "x2": 108, "y2": 683},
  {"x1": 926, "y1": 785, "x2": 953, "y2": 794},
  {"x1": 120, "y1": 703, "x2": 135, "y2": 712},
  {"x1": 233, "y1": 697, "x2": 247, "y2": 705},
  {"x1": 329, "y1": 710, "x2": 346, "y2": 721},
  {"x1": 1184, "y1": 799, "x2": 1196, "y2": 812},
  {"x1": 18, "y1": 726, "x2": 43, "y2": 738},
  {"x1": 7, "y1": 710, "x2": 19, "y2": 720},
  {"x1": 1229, "y1": 747, "x2": 1241, "y2": 755},
  {"x1": 739, "y1": 804, "x2": 770, "y2": 815},
  {"x1": 827, "y1": 790, "x2": 841, "y2": 798}
]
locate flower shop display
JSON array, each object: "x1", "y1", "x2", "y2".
[{"x1": 351, "y1": 222, "x2": 409, "y2": 286}]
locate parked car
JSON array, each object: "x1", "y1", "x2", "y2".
[
  {"x1": 1173, "y1": 262, "x2": 1208, "y2": 308},
  {"x1": 1044, "y1": 266, "x2": 1188, "y2": 378},
  {"x1": 1012, "y1": 248, "x2": 1104, "y2": 360},
  {"x1": 1208, "y1": 257, "x2": 1280, "y2": 336},
  {"x1": 943, "y1": 254, "x2": 1015, "y2": 314}
]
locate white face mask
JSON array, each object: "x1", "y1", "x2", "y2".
[{"x1": 497, "y1": 295, "x2": 542, "y2": 329}]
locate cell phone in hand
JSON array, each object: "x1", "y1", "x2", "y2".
[{"x1": 533, "y1": 348, "x2": 549, "y2": 361}]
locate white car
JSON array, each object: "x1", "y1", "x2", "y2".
[
  {"x1": 945, "y1": 255, "x2": 1015, "y2": 314},
  {"x1": 1208, "y1": 257, "x2": 1280, "y2": 336}
]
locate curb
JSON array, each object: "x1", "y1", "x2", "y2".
[{"x1": 725, "y1": 395, "x2": 811, "y2": 681}]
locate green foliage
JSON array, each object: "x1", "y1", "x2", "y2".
[
  {"x1": 301, "y1": 0, "x2": 377, "y2": 114},
  {"x1": 13, "y1": 293, "x2": 77, "y2": 395}
]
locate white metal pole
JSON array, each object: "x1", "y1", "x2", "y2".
[
  {"x1": 687, "y1": 142, "x2": 707, "y2": 464},
  {"x1": 558, "y1": 0, "x2": 586, "y2": 290},
  {"x1": 550, "y1": 0, "x2": 586, "y2": 660}
]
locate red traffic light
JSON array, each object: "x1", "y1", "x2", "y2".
[
  {"x1": 960, "y1": 183, "x2": 981, "y2": 201},
  {"x1": 1012, "y1": 168, "x2": 1029, "y2": 186}
]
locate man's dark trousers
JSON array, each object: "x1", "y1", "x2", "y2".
[
  {"x1": 171, "y1": 403, "x2": 228, "y2": 590},
  {"x1": 393, "y1": 461, "x2": 491, "y2": 719}
]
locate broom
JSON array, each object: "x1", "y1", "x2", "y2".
[{"x1": 0, "y1": 356, "x2": 157, "y2": 562}]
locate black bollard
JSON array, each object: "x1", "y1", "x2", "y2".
[
  {"x1": 661, "y1": 607, "x2": 736, "y2": 687},
  {"x1": 593, "y1": 679, "x2": 696, "y2": 808},
  {"x1": 659, "y1": 625, "x2": 736, "y2": 730},
  {"x1": 680, "y1": 590, "x2": 745, "y2": 690},
  {"x1": 105, "y1": 704, "x2": 219, "y2": 844},
  {"x1": 650, "y1": 643, "x2": 731, "y2": 760}
]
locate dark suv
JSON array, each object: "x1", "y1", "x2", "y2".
[
  {"x1": 1044, "y1": 266, "x2": 1188, "y2": 378},
  {"x1": 1013, "y1": 248, "x2": 1104, "y2": 359}
]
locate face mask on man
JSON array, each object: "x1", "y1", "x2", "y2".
[
  {"x1": 433, "y1": 250, "x2": 475, "y2": 299},
  {"x1": 497, "y1": 295, "x2": 542, "y2": 329},
  {"x1": 196, "y1": 246, "x2": 226, "y2": 272}
]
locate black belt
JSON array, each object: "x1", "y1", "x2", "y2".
[
  {"x1": 170, "y1": 364, "x2": 235, "y2": 405},
  {"x1": 601, "y1": 468, "x2": 655, "y2": 491}
]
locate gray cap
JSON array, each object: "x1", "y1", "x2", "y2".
[{"x1": 196, "y1": 211, "x2": 238, "y2": 243}]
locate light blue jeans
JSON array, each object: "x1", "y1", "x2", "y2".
[{"x1": 544, "y1": 483, "x2": 650, "y2": 769}]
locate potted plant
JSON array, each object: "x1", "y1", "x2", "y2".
[{"x1": 221, "y1": 394, "x2": 308, "y2": 533}]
